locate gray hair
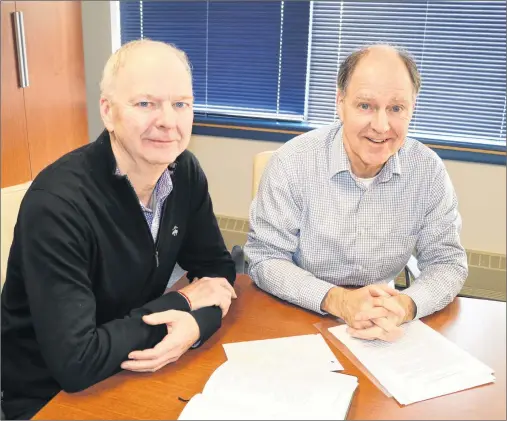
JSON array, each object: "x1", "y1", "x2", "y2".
[
  {"x1": 100, "y1": 38, "x2": 192, "y2": 99},
  {"x1": 337, "y1": 43, "x2": 421, "y2": 96}
]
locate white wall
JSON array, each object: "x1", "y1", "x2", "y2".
[
  {"x1": 189, "y1": 135, "x2": 506, "y2": 255},
  {"x1": 81, "y1": 1, "x2": 115, "y2": 141}
]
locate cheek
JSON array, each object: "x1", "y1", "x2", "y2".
[
  {"x1": 122, "y1": 110, "x2": 152, "y2": 130},
  {"x1": 391, "y1": 118, "x2": 411, "y2": 138},
  {"x1": 344, "y1": 110, "x2": 370, "y2": 132},
  {"x1": 178, "y1": 113, "x2": 194, "y2": 134},
  {"x1": 346, "y1": 119, "x2": 369, "y2": 141}
]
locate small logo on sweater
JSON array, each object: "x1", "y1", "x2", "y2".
[{"x1": 172, "y1": 226, "x2": 179, "y2": 236}]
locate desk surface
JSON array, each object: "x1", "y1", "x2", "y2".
[{"x1": 34, "y1": 275, "x2": 506, "y2": 420}]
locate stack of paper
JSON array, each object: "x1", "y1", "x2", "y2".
[
  {"x1": 222, "y1": 333, "x2": 343, "y2": 372},
  {"x1": 178, "y1": 334, "x2": 358, "y2": 420},
  {"x1": 329, "y1": 320, "x2": 495, "y2": 405}
]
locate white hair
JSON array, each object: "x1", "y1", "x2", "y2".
[{"x1": 100, "y1": 38, "x2": 192, "y2": 99}]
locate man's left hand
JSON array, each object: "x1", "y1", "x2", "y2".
[
  {"x1": 121, "y1": 310, "x2": 200, "y2": 373},
  {"x1": 346, "y1": 294, "x2": 416, "y2": 342}
]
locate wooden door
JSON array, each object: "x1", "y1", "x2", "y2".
[
  {"x1": 1, "y1": 1, "x2": 32, "y2": 188},
  {"x1": 17, "y1": 1, "x2": 88, "y2": 178}
]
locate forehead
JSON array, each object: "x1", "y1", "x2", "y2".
[
  {"x1": 347, "y1": 52, "x2": 414, "y2": 100},
  {"x1": 115, "y1": 49, "x2": 193, "y2": 98}
]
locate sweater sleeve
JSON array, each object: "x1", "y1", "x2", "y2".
[
  {"x1": 176, "y1": 155, "x2": 236, "y2": 343},
  {"x1": 18, "y1": 190, "x2": 192, "y2": 393}
]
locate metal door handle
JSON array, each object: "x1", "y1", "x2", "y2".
[{"x1": 13, "y1": 11, "x2": 29, "y2": 88}]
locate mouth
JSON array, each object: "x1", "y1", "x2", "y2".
[
  {"x1": 365, "y1": 136, "x2": 389, "y2": 144},
  {"x1": 148, "y1": 139, "x2": 178, "y2": 144}
]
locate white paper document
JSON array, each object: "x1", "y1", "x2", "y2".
[
  {"x1": 329, "y1": 320, "x2": 495, "y2": 405},
  {"x1": 178, "y1": 361, "x2": 358, "y2": 420},
  {"x1": 222, "y1": 333, "x2": 343, "y2": 372}
]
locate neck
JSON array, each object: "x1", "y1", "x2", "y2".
[
  {"x1": 351, "y1": 162, "x2": 382, "y2": 179},
  {"x1": 110, "y1": 134, "x2": 167, "y2": 207}
]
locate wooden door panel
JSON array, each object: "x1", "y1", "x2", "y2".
[
  {"x1": 1, "y1": 1, "x2": 32, "y2": 188},
  {"x1": 17, "y1": 1, "x2": 88, "y2": 178}
]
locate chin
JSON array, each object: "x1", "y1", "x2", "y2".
[
  {"x1": 362, "y1": 153, "x2": 391, "y2": 168},
  {"x1": 144, "y1": 153, "x2": 178, "y2": 167}
]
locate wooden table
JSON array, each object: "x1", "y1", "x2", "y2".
[{"x1": 33, "y1": 275, "x2": 506, "y2": 420}]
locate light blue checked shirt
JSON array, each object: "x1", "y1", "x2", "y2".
[
  {"x1": 115, "y1": 166, "x2": 173, "y2": 241},
  {"x1": 245, "y1": 123, "x2": 468, "y2": 319}
]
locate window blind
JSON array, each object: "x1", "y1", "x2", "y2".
[
  {"x1": 120, "y1": 1, "x2": 310, "y2": 121},
  {"x1": 307, "y1": 1, "x2": 506, "y2": 145}
]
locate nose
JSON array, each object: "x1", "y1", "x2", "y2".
[
  {"x1": 371, "y1": 109, "x2": 390, "y2": 134},
  {"x1": 157, "y1": 103, "x2": 177, "y2": 129}
]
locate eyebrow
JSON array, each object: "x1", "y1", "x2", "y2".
[
  {"x1": 174, "y1": 95, "x2": 194, "y2": 102},
  {"x1": 132, "y1": 94, "x2": 194, "y2": 102},
  {"x1": 390, "y1": 97, "x2": 410, "y2": 105},
  {"x1": 354, "y1": 95, "x2": 375, "y2": 102},
  {"x1": 354, "y1": 95, "x2": 409, "y2": 104}
]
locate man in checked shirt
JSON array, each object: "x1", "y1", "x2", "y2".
[{"x1": 245, "y1": 44, "x2": 468, "y2": 342}]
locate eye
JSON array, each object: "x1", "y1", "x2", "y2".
[
  {"x1": 391, "y1": 105, "x2": 403, "y2": 113},
  {"x1": 174, "y1": 101, "x2": 189, "y2": 109},
  {"x1": 136, "y1": 101, "x2": 152, "y2": 108},
  {"x1": 359, "y1": 103, "x2": 370, "y2": 110}
]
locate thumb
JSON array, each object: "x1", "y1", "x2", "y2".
[
  {"x1": 370, "y1": 284, "x2": 399, "y2": 297},
  {"x1": 142, "y1": 309, "x2": 179, "y2": 326}
]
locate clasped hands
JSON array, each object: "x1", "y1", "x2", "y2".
[
  {"x1": 121, "y1": 277, "x2": 236, "y2": 373},
  {"x1": 322, "y1": 284, "x2": 416, "y2": 342}
]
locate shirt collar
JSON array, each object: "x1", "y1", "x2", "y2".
[
  {"x1": 329, "y1": 126, "x2": 402, "y2": 180},
  {"x1": 114, "y1": 166, "x2": 173, "y2": 209},
  {"x1": 329, "y1": 125, "x2": 350, "y2": 178}
]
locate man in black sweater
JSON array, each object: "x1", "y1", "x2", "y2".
[{"x1": 1, "y1": 39, "x2": 236, "y2": 419}]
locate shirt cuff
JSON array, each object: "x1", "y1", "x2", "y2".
[
  {"x1": 298, "y1": 277, "x2": 336, "y2": 315},
  {"x1": 401, "y1": 281, "x2": 433, "y2": 319}
]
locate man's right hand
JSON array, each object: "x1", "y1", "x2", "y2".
[
  {"x1": 321, "y1": 284, "x2": 402, "y2": 329},
  {"x1": 178, "y1": 277, "x2": 237, "y2": 317}
]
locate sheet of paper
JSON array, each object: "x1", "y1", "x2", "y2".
[
  {"x1": 178, "y1": 361, "x2": 357, "y2": 420},
  {"x1": 178, "y1": 393, "x2": 356, "y2": 421},
  {"x1": 222, "y1": 333, "x2": 343, "y2": 371},
  {"x1": 329, "y1": 320, "x2": 494, "y2": 405}
]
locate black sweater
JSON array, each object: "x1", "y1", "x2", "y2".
[{"x1": 1, "y1": 131, "x2": 235, "y2": 419}]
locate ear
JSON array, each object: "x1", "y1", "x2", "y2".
[
  {"x1": 99, "y1": 96, "x2": 115, "y2": 132},
  {"x1": 409, "y1": 95, "x2": 417, "y2": 119},
  {"x1": 336, "y1": 88, "x2": 345, "y2": 121}
]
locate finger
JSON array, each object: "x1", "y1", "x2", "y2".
[
  {"x1": 369, "y1": 284, "x2": 399, "y2": 297},
  {"x1": 143, "y1": 310, "x2": 179, "y2": 326},
  {"x1": 219, "y1": 296, "x2": 231, "y2": 318},
  {"x1": 382, "y1": 298, "x2": 406, "y2": 319},
  {"x1": 372, "y1": 318, "x2": 404, "y2": 342},
  {"x1": 152, "y1": 356, "x2": 180, "y2": 372},
  {"x1": 128, "y1": 335, "x2": 177, "y2": 360},
  {"x1": 350, "y1": 320, "x2": 374, "y2": 329},
  {"x1": 218, "y1": 278, "x2": 237, "y2": 299},
  {"x1": 121, "y1": 354, "x2": 179, "y2": 372},
  {"x1": 211, "y1": 291, "x2": 229, "y2": 317},
  {"x1": 355, "y1": 307, "x2": 390, "y2": 321},
  {"x1": 370, "y1": 297, "x2": 405, "y2": 319},
  {"x1": 385, "y1": 327, "x2": 404, "y2": 342},
  {"x1": 371, "y1": 317, "x2": 397, "y2": 333},
  {"x1": 347, "y1": 325, "x2": 384, "y2": 341}
]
